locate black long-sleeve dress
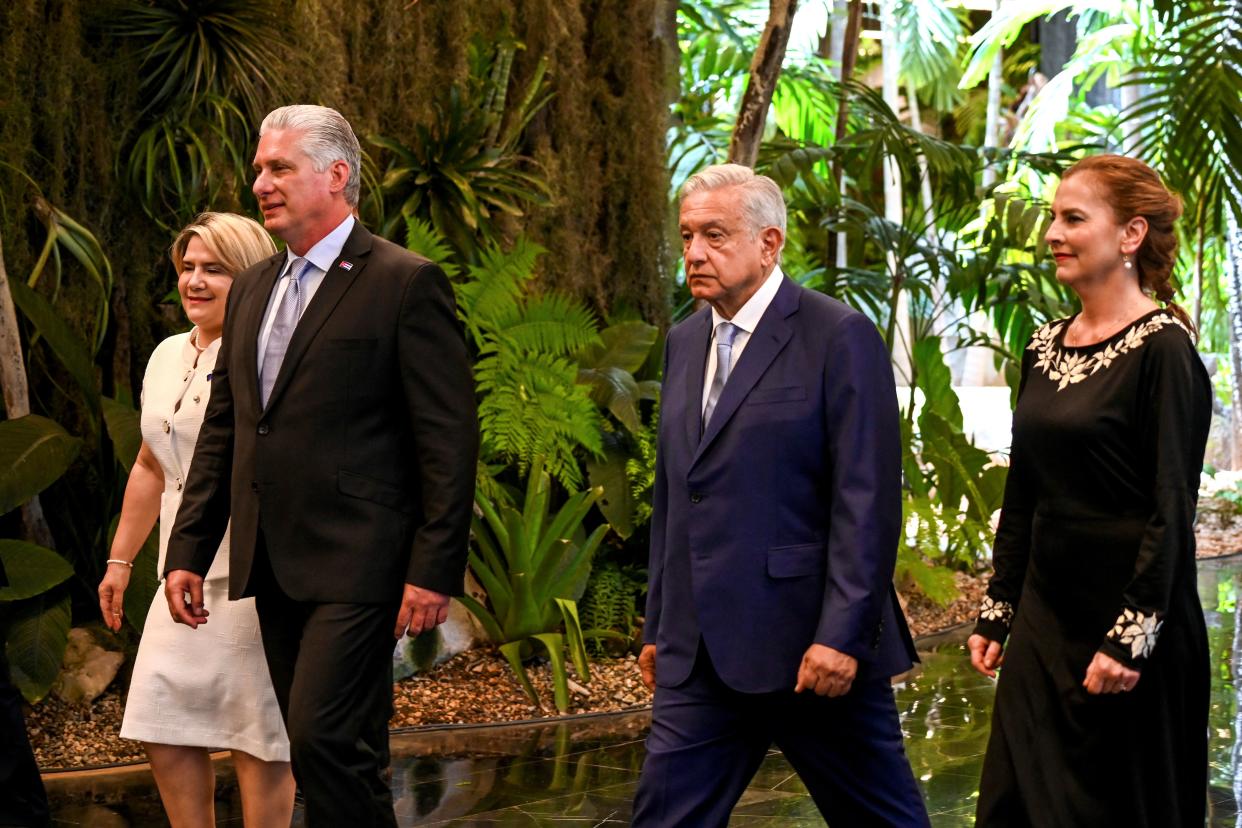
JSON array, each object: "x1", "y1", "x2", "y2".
[{"x1": 974, "y1": 308, "x2": 1212, "y2": 827}]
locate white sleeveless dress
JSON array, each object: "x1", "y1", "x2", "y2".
[{"x1": 118, "y1": 330, "x2": 289, "y2": 761}]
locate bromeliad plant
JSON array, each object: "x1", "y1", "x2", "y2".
[{"x1": 458, "y1": 462, "x2": 609, "y2": 713}]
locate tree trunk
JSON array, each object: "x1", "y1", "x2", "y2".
[
  {"x1": 728, "y1": 0, "x2": 800, "y2": 167},
  {"x1": 981, "y1": 0, "x2": 1005, "y2": 189},
  {"x1": 830, "y1": 0, "x2": 864, "y2": 270},
  {"x1": 881, "y1": 0, "x2": 911, "y2": 383},
  {"x1": 0, "y1": 227, "x2": 56, "y2": 548},
  {"x1": 1226, "y1": 201, "x2": 1242, "y2": 470}
]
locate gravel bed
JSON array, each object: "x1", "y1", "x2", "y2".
[{"x1": 26, "y1": 518, "x2": 1241, "y2": 771}]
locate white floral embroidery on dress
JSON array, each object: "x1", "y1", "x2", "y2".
[
  {"x1": 1028, "y1": 313, "x2": 1190, "y2": 392},
  {"x1": 1107, "y1": 607, "x2": 1164, "y2": 660},
  {"x1": 979, "y1": 595, "x2": 1015, "y2": 626}
]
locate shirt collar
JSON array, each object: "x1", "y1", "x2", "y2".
[
  {"x1": 711, "y1": 265, "x2": 784, "y2": 335},
  {"x1": 284, "y1": 213, "x2": 356, "y2": 276}
]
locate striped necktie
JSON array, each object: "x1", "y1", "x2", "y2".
[
  {"x1": 260, "y1": 258, "x2": 313, "y2": 407},
  {"x1": 702, "y1": 321, "x2": 739, "y2": 431}
]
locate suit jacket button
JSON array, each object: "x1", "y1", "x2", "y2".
[
  {"x1": 257, "y1": 424, "x2": 270, "y2": 435},
  {"x1": 250, "y1": 482, "x2": 259, "y2": 492},
  {"x1": 689, "y1": 493, "x2": 702, "y2": 503}
]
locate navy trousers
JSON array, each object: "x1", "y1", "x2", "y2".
[{"x1": 633, "y1": 644, "x2": 929, "y2": 827}]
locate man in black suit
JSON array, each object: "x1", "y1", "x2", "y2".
[{"x1": 163, "y1": 105, "x2": 477, "y2": 826}]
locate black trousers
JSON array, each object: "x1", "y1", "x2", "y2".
[
  {"x1": 251, "y1": 543, "x2": 399, "y2": 828},
  {"x1": 632, "y1": 642, "x2": 930, "y2": 828},
  {"x1": 0, "y1": 649, "x2": 49, "y2": 828}
]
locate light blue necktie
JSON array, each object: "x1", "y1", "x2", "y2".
[
  {"x1": 702, "y1": 321, "x2": 739, "y2": 431},
  {"x1": 260, "y1": 258, "x2": 313, "y2": 407}
]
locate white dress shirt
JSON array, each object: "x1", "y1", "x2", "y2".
[
  {"x1": 701, "y1": 265, "x2": 785, "y2": 416},
  {"x1": 256, "y1": 214, "x2": 356, "y2": 371}
]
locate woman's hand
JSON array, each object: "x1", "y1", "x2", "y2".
[
  {"x1": 98, "y1": 563, "x2": 132, "y2": 632},
  {"x1": 968, "y1": 633, "x2": 1005, "y2": 678},
  {"x1": 1083, "y1": 651, "x2": 1140, "y2": 695}
]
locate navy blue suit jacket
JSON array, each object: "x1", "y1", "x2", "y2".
[{"x1": 643, "y1": 276, "x2": 917, "y2": 693}]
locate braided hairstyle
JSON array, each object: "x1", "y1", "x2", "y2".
[{"x1": 1060, "y1": 154, "x2": 1194, "y2": 336}]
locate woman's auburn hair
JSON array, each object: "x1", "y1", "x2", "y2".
[{"x1": 1062, "y1": 154, "x2": 1195, "y2": 336}]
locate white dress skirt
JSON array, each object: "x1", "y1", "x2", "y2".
[{"x1": 118, "y1": 330, "x2": 289, "y2": 762}]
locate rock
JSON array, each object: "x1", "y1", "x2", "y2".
[
  {"x1": 52, "y1": 628, "x2": 125, "y2": 706},
  {"x1": 1205, "y1": 410, "x2": 1235, "y2": 472},
  {"x1": 393, "y1": 598, "x2": 479, "y2": 681}
]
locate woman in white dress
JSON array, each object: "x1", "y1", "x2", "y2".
[{"x1": 97, "y1": 213, "x2": 294, "y2": 828}]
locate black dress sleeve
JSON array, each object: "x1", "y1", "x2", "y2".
[
  {"x1": 974, "y1": 346, "x2": 1037, "y2": 646},
  {"x1": 1097, "y1": 326, "x2": 1211, "y2": 669}
]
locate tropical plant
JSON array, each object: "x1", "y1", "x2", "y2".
[
  {"x1": 0, "y1": 415, "x2": 80, "y2": 702},
  {"x1": 578, "y1": 320, "x2": 662, "y2": 539},
  {"x1": 110, "y1": 0, "x2": 287, "y2": 230},
  {"x1": 406, "y1": 219, "x2": 604, "y2": 491},
  {"x1": 457, "y1": 463, "x2": 609, "y2": 712},
  {"x1": 366, "y1": 37, "x2": 555, "y2": 255},
  {"x1": 578, "y1": 558, "x2": 646, "y2": 657}
]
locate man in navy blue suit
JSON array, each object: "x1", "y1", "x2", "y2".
[{"x1": 632, "y1": 164, "x2": 929, "y2": 826}]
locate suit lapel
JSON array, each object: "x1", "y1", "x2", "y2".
[
  {"x1": 262, "y1": 223, "x2": 373, "y2": 413},
  {"x1": 240, "y1": 255, "x2": 284, "y2": 409},
  {"x1": 692, "y1": 277, "x2": 800, "y2": 466},
  {"x1": 683, "y1": 310, "x2": 712, "y2": 450}
]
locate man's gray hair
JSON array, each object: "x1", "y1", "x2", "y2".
[
  {"x1": 680, "y1": 164, "x2": 787, "y2": 241},
  {"x1": 261, "y1": 105, "x2": 362, "y2": 206}
]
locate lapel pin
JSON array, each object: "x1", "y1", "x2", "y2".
[{"x1": 339, "y1": 261, "x2": 353, "y2": 271}]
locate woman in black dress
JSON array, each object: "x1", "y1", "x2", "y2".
[{"x1": 969, "y1": 154, "x2": 1212, "y2": 826}]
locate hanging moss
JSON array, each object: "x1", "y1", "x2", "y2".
[{"x1": 1, "y1": 0, "x2": 675, "y2": 406}]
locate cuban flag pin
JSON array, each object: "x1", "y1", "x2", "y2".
[{"x1": 339, "y1": 260, "x2": 353, "y2": 271}]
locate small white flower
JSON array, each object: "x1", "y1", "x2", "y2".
[
  {"x1": 1028, "y1": 315, "x2": 1186, "y2": 393},
  {"x1": 1107, "y1": 607, "x2": 1164, "y2": 660},
  {"x1": 979, "y1": 595, "x2": 1015, "y2": 626}
]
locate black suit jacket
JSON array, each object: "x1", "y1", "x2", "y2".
[{"x1": 164, "y1": 221, "x2": 478, "y2": 603}]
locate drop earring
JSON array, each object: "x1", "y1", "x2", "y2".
[{"x1": 1123, "y1": 254, "x2": 1133, "y2": 270}]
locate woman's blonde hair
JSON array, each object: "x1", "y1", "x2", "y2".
[{"x1": 170, "y1": 212, "x2": 276, "y2": 276}]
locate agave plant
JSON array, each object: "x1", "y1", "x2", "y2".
[
  {"x1": 366, "y1": 38, "x2": 554, "y2": 254},
  {"x1": 458, "y1": 463, "x2": 609, "y2": 713}
]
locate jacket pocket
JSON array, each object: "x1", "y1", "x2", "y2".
[
  {"x1": 748, "y1": 385, "x2": 806, "y2": 405},
  {"x1": 766, "y1": 542, "x2": 826, "y2": 578},
  {"x1": 338, "y1": 469, "x2": 411, "y2": 513}
]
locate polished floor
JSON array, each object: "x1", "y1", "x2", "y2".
[{"x1": 45, "y1": 555, "x2": 1242, "y2": 826}]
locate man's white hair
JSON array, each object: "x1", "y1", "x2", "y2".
[
  {"x1": 260, "y1": 105, "x2": 362, "y2": 206},
  {"x1": 680, "y1": 164, "x2": 787, "y2": 244}
]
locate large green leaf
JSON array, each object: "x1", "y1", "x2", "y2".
[
  {"x1": 0, "y1": 541, "x2": 73, "y2": 602},
  {"x1": 586, "y1": 443, "x2": 635, "y2": 539},
  {"x1": 577, "y1": 321, "x2": 658, "y2": 373},
  {"x1": 8, "y1": 277, "x2": 101, "y2": 414},
  {"x1": 102, "y1": 396, "x2": 142, "y2": 474},
  {"x1": 578, "y1": 366, "x2": 643, "y2": 433},
  {"x1": 912, "y1": 336, "x2": 963, "y2": 430},
  {"x1": 5, "y1": 592, "x2": 71, "y2": 703},
  {"x1": 0, "y1": 415, "x2": 81, "y2": 515}
]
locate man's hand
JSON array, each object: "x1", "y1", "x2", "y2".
[
  {"x1": 1083, "y1": 650, "x2": 1141, "y2": 695},
  {"x1": 394, "y1": 583, "x2": 450, "y2": 639},
  {"x1": 794, "y1": 644, "x2": 857, "y2": 697},
  {"x1": 968, "y1": 634, "x2": 1005, "y2": 678},
  {"x1": 638, "y1": 644, "x2": 656, "y2": 691},
  {"x1": 164, "y1": 569, "x2": 209, "y2": 629}
]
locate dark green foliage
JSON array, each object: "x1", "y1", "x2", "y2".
[
  {"x1": 366, "y1": 38, "x2": 555, "y2": 256},
  {"x1": 578, "y1": 559, "x2": 646, "y2": 657}
]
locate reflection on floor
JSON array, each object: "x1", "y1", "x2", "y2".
[{"x1": 45, "y1": 555, "x2": 1242, "y2": 826}]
